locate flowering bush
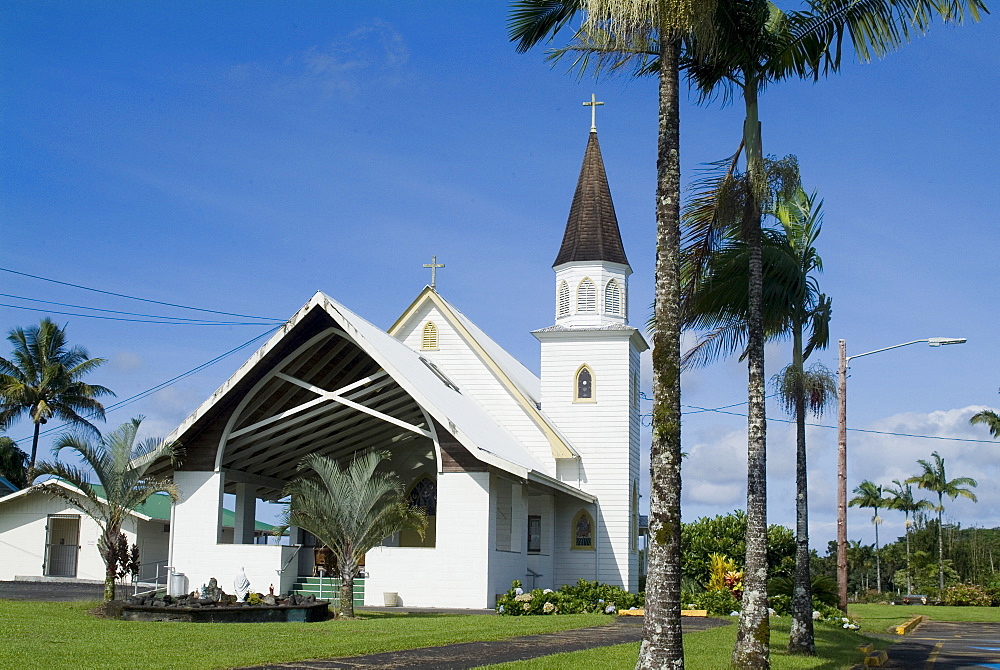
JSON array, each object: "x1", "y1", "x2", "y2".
[
  {"x1": 496, "y1": 579, "x2": 643, "y2": 616},
  {"x1": 942, "y1": 583, "x2": 992, "y2": 607}
]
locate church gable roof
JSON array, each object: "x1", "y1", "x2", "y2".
[
  {"x1": 553, "y1": 132, "x2": 629, "y2": 268},
  {"x1": 390, "y1": 288, "x2": 578, "y2": 460},
  {"x1": 154, "y1": 291, "x2": 577, "y2": 490}
]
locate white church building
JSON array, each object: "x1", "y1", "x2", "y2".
[{"x1": 149, "y1": 127, "x2": 647, "y2": 609}]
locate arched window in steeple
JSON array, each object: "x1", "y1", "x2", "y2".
[
  {"x1": 605, "y1": 279, "x2": 622, "y2": 316},
  {"x1": 575, "y1": 365, "x2": 595, "y2": 402},
  {"x1": 421, "y1": 321, "x2": 438, "y2": 350},
  {"x1": 557, "y1": 281, "x2": 570, "y2": 317},
  {"x1": 577, "y1": 278, "x2": 596, "y2": 312}
]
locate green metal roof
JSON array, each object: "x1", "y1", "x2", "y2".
[{"x1": 88, "y1": 484, "x2": 278, "y2": 531}]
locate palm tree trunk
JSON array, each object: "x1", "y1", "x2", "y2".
[
  {"x1": 905, "y1": 515, "x2": 912, "y2": 594},
  {"x1": 788, "y1": 327, "x2": 815, "y2": 655},
  {"x1": 938, "y1": 502, "x2": 945, "y2": 596},
  {"x1": 339, "y1": 552, "x2": 358, "y2": 618},
  {"x1": 733, "y1": 73, "x2": 770, "y2": 670},
  {"x1": 637, "y1": 35, "x2": 684, "y2": 670},
  {"x1": 874, "y1": 512, "x2": 881, "y2": 592},
  {"x1": 29, "y1": 420, "x2": 41, "y2": 470}
]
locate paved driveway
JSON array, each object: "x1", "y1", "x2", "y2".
[
  {"x1": 0, "y1": 580, "x2": 106, "y2": 601},
  {"x1": 889, "y1": 621, "x2": 1000, "y2": 669}
]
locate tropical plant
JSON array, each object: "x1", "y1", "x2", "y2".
[
  {"x1": 0, "y1": 318, "x2": 114, "y2": 467},
  {"x1": 885, "y1": 479, "x2": 932, "y2": 594},
  {"x1": 30, "y1": 417, "x2": 180, "y2": 601},
  {"x1": 906, "y1": 451, "x2": 979, "y2": 595},
  {"x1": 848, "y1": 480, "x2": 889, "y2": 593},
  {"x1": 281, "y1": 450, "x2": 425, "y2": 618},
  {"x1": 513, "y1": 0, "x2": 986, "y2": 664},
  {"x1": 970, "y1": 406, "x2": 1000, "y2": 438},
  {"x1": 510, "y1": 2, "x2": 716, "y2": 666},
  {"x1": 683, "y1": 182, "x2": 834, "y2": 654},
  {"x1": 0, "y1": 433, "x2": 28, "y2": 488}
]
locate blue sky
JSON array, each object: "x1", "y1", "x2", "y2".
[{"x1": 2, "y1": 2, "x2": 997, "y2": 551}]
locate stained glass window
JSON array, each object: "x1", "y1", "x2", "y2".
[{"x1": 408, "y1": 476, "x2": 437, "y2": 516}]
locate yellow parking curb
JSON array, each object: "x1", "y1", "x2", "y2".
[{"x1": 893, "y1": 615, "x2": 924, "y2": 635}]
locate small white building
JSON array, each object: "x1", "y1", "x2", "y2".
[
  {"x1": 145, "y1": 128, "x2": 647, "y2": 608},
  {"x1": 0, "y1": 480, "x2": 276, "y2": 584}
]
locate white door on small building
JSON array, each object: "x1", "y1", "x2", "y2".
[{"x1": 45, "y1": 515, "x2": 81, "y2": 577}]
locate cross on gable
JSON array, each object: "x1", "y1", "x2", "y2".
[{"x1": 423, "y1": 255, "x2": 445, "y2": 290}]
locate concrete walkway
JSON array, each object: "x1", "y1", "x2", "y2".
[
  {"x1": 0, "y1": 580, "x2": 107, "y2": 601},
  {"x1": 241, "y1": 616, "x2": 728, "y2": 669}
]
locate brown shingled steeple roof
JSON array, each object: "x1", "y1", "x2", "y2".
[{"x1": 553, "y1": 132, "x2": 629, "y2": 268}]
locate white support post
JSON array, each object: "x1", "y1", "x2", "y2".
[{"x1": 234, "y1": 482, "x2": 257, "y2": 545}]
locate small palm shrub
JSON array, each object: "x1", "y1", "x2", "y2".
[
  {"x1": 496, "y1": 579, "x2": 642, "y2": 615},
  {"x1": 942, "y1": 583, "x2": 992, "y2": 606}
]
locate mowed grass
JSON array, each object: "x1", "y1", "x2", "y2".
[
  {"x1": 0, "y1": 600, "x2": 606, "y2": 670},
  {"x1": 849, "y1": 603, "x2": 1000, "y2": 632},
  {"x1": 478, "y1": 617, "x2": 886, "y2": 669}
]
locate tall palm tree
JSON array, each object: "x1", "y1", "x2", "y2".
[
  {"x1": 30, "y1": 417, "x2": 180, "y2": 601},
  {"x1": 885, "y1": 479, "x2": 932, "y2": 594},
  {"x1": 906, "y1": 451, "x2": 978, "y2": 595},
  {"x1": 848, "y1": 480, "x2": 888, "y2": 592},
  {"x1": 510, "y1": 2, "x2": 716, "y2": 667},
  {"x1": 970, "y1": 408, "x2": 1000, "y2": 438},
  {"x1": 0, "y1": 433, "x2": 28, "y2": 489},
  {"x1": 682, "y1": 181, "x2": 834, "y2": 654},
  {"x1": 0, "y1": 318, "x2": 114, "y2": 468},
  {"x1": 282, "y1": 450, "x2": 425, "y2": 618}
]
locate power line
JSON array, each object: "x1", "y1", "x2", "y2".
[
  {"x1": 0, "y1": 266, "x2": 281, "y2": 321},
  {"x1": 0, "y1": 293, "x2": 285, "y2": 325},
  {"x1": 678, "y1": 404, "x2": 997, "y2": 444},
  {"x1": 12, "y1": 326, "x2": 281, "y2": 443},
  {"x1": 0, "y1": 301, "x2": 284, "y2": 326}
]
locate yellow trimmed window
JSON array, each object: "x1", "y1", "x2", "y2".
[
  {"x1": 571, "y1": 509, "x2": 595, "y2": 550},
  {"x1": 421, "y1": 321, "x2": 438, "y2": 350},
  {"x1": 575, "y1": 365, "x2": 595, "y2": 402},
  {"x1": 577, "y1": 278, "x2": 596, "y2": 312},
  {"x1": 557, "y1": 281, "x2": 570, "y2": 317},
  {"x1": 605, "y1": 279, "x2": 622, "y2": 315}
]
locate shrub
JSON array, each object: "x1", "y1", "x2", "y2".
[
  {"x1": 688, "y1": 589, "x2": 741, "y2": 616},
  {"x1": 496, "y1": 579, "x2": 643, "y2": 616},
  {"x1": 942, "y1": 583, "x2": 991, "y2": 607}
]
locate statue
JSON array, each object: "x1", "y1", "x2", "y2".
[{"x1": 234, "y1": 567, "x2": 250, "y2": 602}]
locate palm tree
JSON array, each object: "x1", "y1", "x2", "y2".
[
  {"x1": 970, "y1": 409, "x2": 1000, "y2": 438},
  {"x1": 906, "y1": 451, "x2": 978, "y2": 596},
  {"x1": 282, "y1": 450, "x2": 425, "y2": 618},
  {"x1": 0, "y1": 318, "x2": 114, "y2": 468},
  {"x1": 0, "y1": 433, "x2": 28, "y2": 489},
  {"x1": 885, "y1": 479, "x2": 932, "y2": 594},
  {"x1": 848, "y1": 480, "x2": 889, "y2": 593},
  {"x1": 30, "y1": 417, "x2": 180, "y2": 601},
  {"x1": 682, "y1": 183, "x2": 834, "y2": 653},
  {"x1": 510, "y1": 2, "x2": 716, "y2": 667},
  {"x1": 513, "y1": 1, "x2": 985, "y2": 666}
]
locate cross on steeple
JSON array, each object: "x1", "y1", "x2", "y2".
[
  {"x1": 423, "y1": 255, "x2": 445, "y2": 290},
  {"x1": 582, "y1": 94, "x2": 604, "y2": 133}
]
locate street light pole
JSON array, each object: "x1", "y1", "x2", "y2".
[{"x1": 835, "y1": 336, "x2": 966, "y2": 613}]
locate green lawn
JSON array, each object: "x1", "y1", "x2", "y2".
[
  {"x1": 0, "y1": 600, "x2": 606, "y2": 670},
  {"x1": 478, "y1": 617, "x2": 885, "y2": 669},
  {"x1": 5, "y1": 599, "x2": 998, "y2": 670}
]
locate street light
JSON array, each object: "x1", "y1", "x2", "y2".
[{"x1": 836, "y1": 337, "x2": 966, "y2": 612}]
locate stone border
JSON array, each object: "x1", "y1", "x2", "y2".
[
  {"x1": 122, "y1": 600, "x2": 330, "y2": 623},
  {"x1": 891, "y1": 614, "x2": 924, "y2": 635}
]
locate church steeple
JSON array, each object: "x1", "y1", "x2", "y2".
[
  {"x1": 553, "y1": 132, "x2": 629, "y2": 268},
  {"x1": 550, "y1": 123, "x2": 631, "y2": 328}
]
